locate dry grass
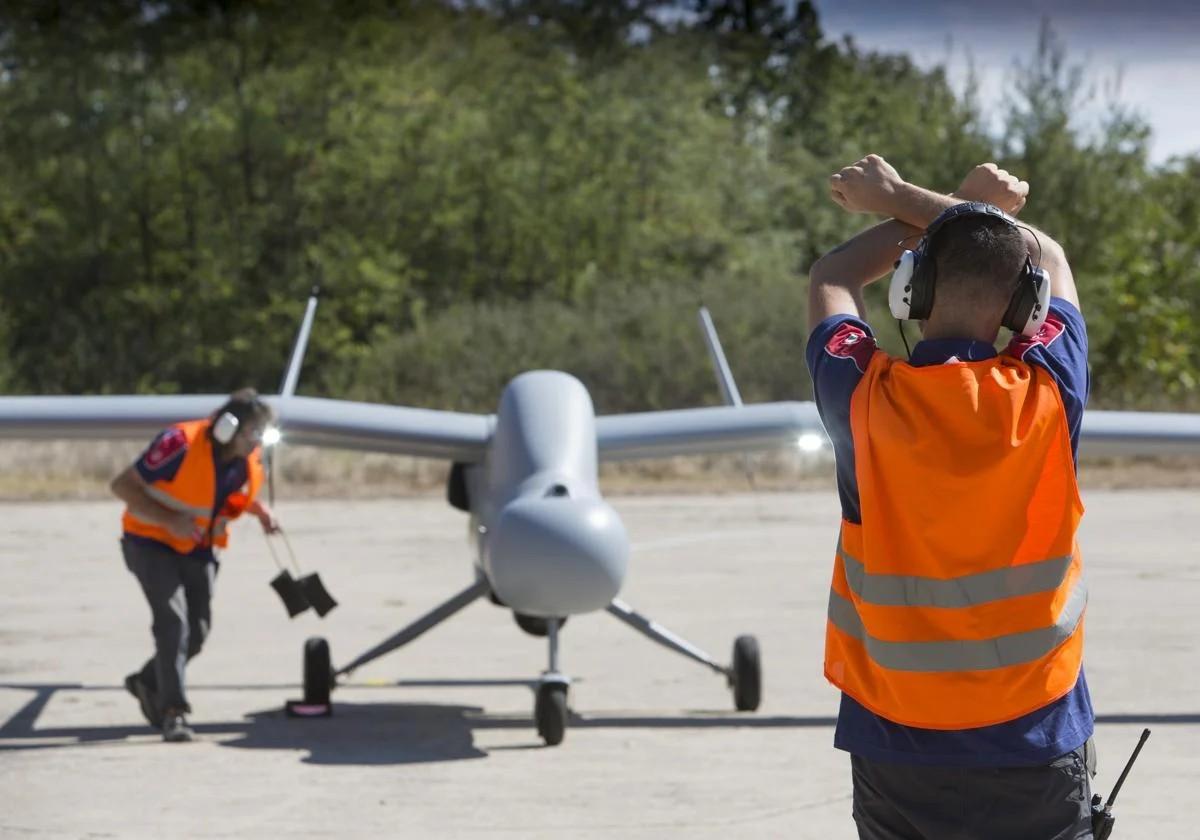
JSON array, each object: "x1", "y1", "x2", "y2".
[
  {"x1": 1076, "y1": 455, "x2": 1200, "y2": 489},
  {"x1": 0, "y1": 441, "x2": 834, "y2": 500},
  {"x1": 0, "y1": 441, "x2": 1195, "y2": 502}
]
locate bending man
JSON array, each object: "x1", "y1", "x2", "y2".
[{"x1": 112, "y1": 388, "x2": 280, "y2": 742}]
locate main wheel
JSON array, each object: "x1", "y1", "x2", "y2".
[
  {"x1": 303, "y1": 636, "x2": 333, "y2": 706},
  {"x1": 731, "y1": 634, "x2": 761, "y2": 712},
  {"x1": 535, "y1": 682, "x2": 568, "y2": 746}
]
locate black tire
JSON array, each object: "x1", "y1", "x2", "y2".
[
  {"x1": 303, "y1": 637, "x2": 333, "y2": 706},
  {"x1": 731, "y1": 634, "x2": 761, "y2": 712},
  {"x1": 535, "y1": 683, "x2": 568, "y2": 746}
]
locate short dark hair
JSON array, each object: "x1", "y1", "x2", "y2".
[
  {"x1": 214, "y1": 387, "x2": 273, "y2": 429},
  {"x1": 928, "y1": 215, "x2": 1029, "y2": 314}
]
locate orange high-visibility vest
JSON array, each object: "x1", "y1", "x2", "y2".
[
  {"x1": 122, "y1": 420, "x2": 264, "y2": 554},
  {"x1": 824, "y1": 351, "x2": 1086, "y2": 730}
]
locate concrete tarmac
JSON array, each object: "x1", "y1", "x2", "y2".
[{"x1": 1, "y1": 490, "x2": 1197, "y2": 838}]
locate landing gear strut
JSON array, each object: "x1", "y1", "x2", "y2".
[
  {"x1": 289, "y1": 579, "x2": 491, "y2": 719},
  {"x1": 606, "y1": 598, "x2": 762, "y2": 712},
  {"x1": 535, "y1": 617, "x2": 570, "y2": 746},
  {"x1": 283, "y1": 578, "x2": 764, "y2": 740}
]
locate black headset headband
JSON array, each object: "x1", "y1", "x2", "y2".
[
  {"x1": 921, "y1": 199, "x2": 1017, "y2": 235},
  {"x1": 220, "y1": 390, "x2": 269, "y2": 421},
  {"x1": 921, "y1": 202, "x2": 1021, "y2": 254},
  {"x1": 908, "y1": 201, "x2": 1041, "y2": 327}
]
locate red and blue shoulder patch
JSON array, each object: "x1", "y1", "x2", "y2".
[
  {"x1": 142, "y1": 427, "x2": 188, "y2": 470},
  {"x1": 823, "y1": 322, "x2": 877, "y2": 373},
  {"x1": 1007, "y1": 315, "x2": 1066, "y2": 360}
]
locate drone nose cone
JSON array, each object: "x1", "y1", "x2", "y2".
[{"x1": 487, "y1": 496, "x2": 629, "y2": 616}]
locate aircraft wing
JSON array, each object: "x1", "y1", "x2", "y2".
[
  {"x1": 0, "y1": 395, "x2": 494, "y2": 461},
  {"x1": 1080, "y1": 410, "x2": 1200, "y2": 457},
  {"x1": 594, "y1": 401, "x2": 1200, "y2": 461},
  {"x1": 596, "y1": 401, "x2": 824, "y2": 461},
  {"x1": 3, "y1": 395, "x2": 1197, "y2": 462}
]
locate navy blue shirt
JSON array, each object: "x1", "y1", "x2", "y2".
[
  {"x1": 125, "y1": 426, "x2": 249, "y2": 561},
  {"x1": 805, "y1": 299, "x2": 1094, "y2": 767}
]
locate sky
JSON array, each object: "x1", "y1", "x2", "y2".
[{"x1": 811, "y1": 0, "x2": 1200, "y2": 163}]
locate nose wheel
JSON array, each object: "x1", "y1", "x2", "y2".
[
  {"x1": 534, "y1": 618, "x2": 571, "y2": 746},
  {"x1": 535, "y1": 679, "x2": 569, "y2": 746}
]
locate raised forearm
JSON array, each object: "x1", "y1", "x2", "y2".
[
  {"x1": 807, "y1": 217, "x2": 920, "y2": 332},
  {"x1": 1015, "y1": 222, "x2": 1077, "y2": 309},
  {"x1": 809, "y1": 155, "x2": 1039, "y2": 331},
  {"x1": 882, "y1": 182, "x2": 966, "y2": 230},
  {"x1": 810, "y1": 184, "x2": 963, "y2": 291},
  {"x1": 810, "y1": 218, "x2": 919, "y2": 290}
]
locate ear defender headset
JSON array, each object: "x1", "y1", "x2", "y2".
[
  {"x1": 888, "y1": 202, "x2": 1051, "y2": 338},
  {"x1": 211, "y1": 411, "x2": 240, "y2": 445},
  {"x1": 211, "y1": 390, "x2": 268, "y2": 445}
]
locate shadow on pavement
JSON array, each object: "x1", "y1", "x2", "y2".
[
  {"x1": 223, "y1": 702, "x2": 489, "y2": 765},
  {"x1": 0, "y1": 681, "x2": 838, "y2": 765},
  {"x1": 0, "y1": 683, "x2": 486, "y2": 764},
  {"x1": 8, "y1": 682, "x2": 1194, "y2": 765}
]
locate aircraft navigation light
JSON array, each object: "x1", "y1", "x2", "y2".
[
  {"x1": 797, "y1": 433, "x2": 824, "y2": 452},
  {"x1": 262, "y1": 426, "x2": 282, "y2": 447}
]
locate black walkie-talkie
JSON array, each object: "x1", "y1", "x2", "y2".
[{"x1": 1091, "y1": 728, "x2": 1151, "y2": 840}]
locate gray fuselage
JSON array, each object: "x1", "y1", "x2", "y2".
[{"x1": 466, "y1": 371, "x2": 629, "y2": 617}]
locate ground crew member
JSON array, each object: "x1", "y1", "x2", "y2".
[
  {"x1": 112, "y1": 388, "x2": 280, "y2": 742},
  {"x1": 807, "y1": 155, "x2": 1094, "y2": 839}
]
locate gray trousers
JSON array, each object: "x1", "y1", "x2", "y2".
[
  {"x1": 122, "y1": 537, "x2": 215, "y2": 715},
  {"x1": 851, "y1": 742, "x2": 1095, "y2": 840}
]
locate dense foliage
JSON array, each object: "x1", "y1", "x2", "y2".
[{"x1": 1, "y1": 1, "x2": 1196, "y2": 411}]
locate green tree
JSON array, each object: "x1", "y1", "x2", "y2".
[{"x1": 0, "y1": 3, "x2": 1194, "y2": 411}]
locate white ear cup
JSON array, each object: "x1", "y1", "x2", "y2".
[
  {"x1": 212, "y1": 412, "x2": 240, "y2": 444},
  {"x1": 1017, "y1": 267, "x2": 1053, "y2": 338},
  {"x1": 889, "y1": 250, "x2": 918, "y2": 320}
]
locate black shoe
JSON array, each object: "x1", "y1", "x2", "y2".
[
  {"x1": 161, "y1": 712, "x2": 195, "y2": 743},
  {"x1": 125, "y1": 673, "x2": 161, "y2": 729}
]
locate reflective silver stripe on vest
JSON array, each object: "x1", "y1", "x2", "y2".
[
  {"x1": 827, "y1": 577, "x2": 1087, "y2": 673},
  {"x1": 144, "y1": 485, "x2": 210, "y2": 518},
  {"x1": 839, "y1": 538, "x2": 1073, "y2": 608}
]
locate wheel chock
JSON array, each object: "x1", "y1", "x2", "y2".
[{"x1": 285, "y1": 699, "x2": 332, "y2": 718}]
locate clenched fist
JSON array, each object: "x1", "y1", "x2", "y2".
[
  {"x1": 954, "y1": 163, "x2": 1029, "y2": 215},
  {"x1": 829, "y1": 154, "x2": 905, "y2": 215}
]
